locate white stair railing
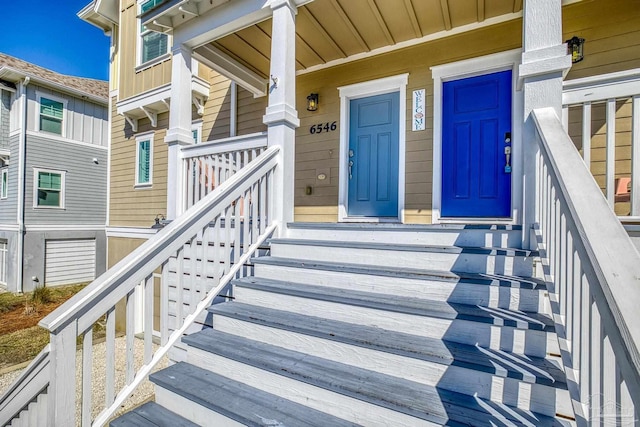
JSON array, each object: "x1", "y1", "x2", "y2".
[
  {"x1": 0, "y1": 146, "x2": 279, "y2": 427},
  {"x1": 562, "y1": 69, "x2": 640, "y2": 218},
  {"x1": 182, "y1": 132, "x2": 268, "y2": 209},
  {"x1": 533, "y1": 107, "x2": 640, "y2": 425}
]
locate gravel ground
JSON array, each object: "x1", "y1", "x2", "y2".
[{"x1": 0, "y1": 336, "x2": 168, "y2": 426}]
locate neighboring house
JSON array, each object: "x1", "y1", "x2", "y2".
[
  {"x1": 3, "y1": 0, "x2": 640, "y2": 426},
  {"x1": 0, "y1": 54, "x2": 108, "y2": 293}
]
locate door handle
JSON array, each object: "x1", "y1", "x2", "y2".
[
  {"x1": 349, "y1": 160, "x2": 354, "y2": 179},
  {"x1": 504, "y1": 146, "x2": 512, "y2": 173}
]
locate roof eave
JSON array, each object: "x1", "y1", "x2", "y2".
[
  {"x1": 0, "y1": 67, "x2": 108, "y2": 105},
  {"x1": 78, "y1": 0, "x2": 118, "y2": 32}
]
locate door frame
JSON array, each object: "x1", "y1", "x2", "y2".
[
  {"x1": 431, "y1": 49, "x2": 523, "y2": 224},
  {"x1": 337, "y1": 73, "x2": 408, "y2": 222}
]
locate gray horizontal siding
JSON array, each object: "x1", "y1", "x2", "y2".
[
  {"x1": 24, "y1": 133, "x2": 107, "y2": 225},
  {"x1": 0, "y1": 134, "x2": 19, "y2": 224},
  {"x1": 26, "y1": 85, "x2": 108, "y2": 146}
]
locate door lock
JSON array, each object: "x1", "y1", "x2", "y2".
[
  {"x1": 504, "y1": 146, "x2": 512, "y2": 173},
  {"x1": 349, "y1": 149, "x2": 354, "y2": 158}
]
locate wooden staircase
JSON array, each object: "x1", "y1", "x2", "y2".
[{"x1": 112, "y1": 223, "x2": 576, "y2": 426}]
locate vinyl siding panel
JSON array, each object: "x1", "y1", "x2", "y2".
[
  {"x1": 24, "y1": 133, "x2": 108, "y2": 225},
  {"x1": 0, "y1": 134, "x2": 19, "y2": 224},
  {"x1": 563, "y1": 0, "x2": 640, "y2": 81},
  {"x1": 25, "y1": 85, "x2": 108, "y2": 146},
  {"x1": 109, "y1": 102, "x2": 169, "y2": 227}
]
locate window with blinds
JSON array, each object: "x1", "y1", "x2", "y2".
[
  {"x1": 136, "y1": 134, "x2": 153, "y2": 186},
  {"x1": 39, "y1": 97, "x2": 64, "y2": 135},
  {"x1": 140, "y1": 0, "x2": 168, "y2": 64}
]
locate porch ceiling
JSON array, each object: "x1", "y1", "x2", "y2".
[{"x1": 199, "y1": 0, "x2": 524, "y2": 78}]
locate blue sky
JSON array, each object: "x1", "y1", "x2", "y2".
[{"x1": 0, "y1": 0, "x2": 110, "y2": 81}]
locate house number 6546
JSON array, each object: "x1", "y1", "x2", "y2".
[{"x1": 310, "y1": 121, "x2": 337, "y2": 134}]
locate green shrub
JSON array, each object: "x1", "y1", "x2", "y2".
[{"x1": 31, "y1": 285, "x2": 52, "y2": 305}]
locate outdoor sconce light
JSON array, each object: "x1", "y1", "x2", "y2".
[
  {"x1": 307, "y1": 93, "x2": 319, "y2": 111},
  {"x1": 151, "y1": 214, "x2": 166, "y2": 229},
  {"x1": 566, "y1": 36, "x2": 585, "y2": 63}
]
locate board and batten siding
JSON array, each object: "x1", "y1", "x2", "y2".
[
  {"x1": 26, "y1": 85, "x2": 108, "y2": 146},
  {"x1": 0, "y1": 134, "x2": 19, "y2": 225},
  {"x1": 24, "y1": 133, "x2": 107, "y2": 225},
  {"x1": 0, "y1": 89, "x2": 11, "y2": 150},
  {"x1": 118, "y1": 0, "x2": 172, "y2": 101},
  {"x1": 44, "y1": 238, "x2": 96, "y2": 286}
]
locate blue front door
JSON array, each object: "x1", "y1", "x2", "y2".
[
  {"x1": 348, "y1": 92, "x2": 400, "y2": 217},
  {"x1": 441, "y1": 70, "x2": 512, "y2": 217}
]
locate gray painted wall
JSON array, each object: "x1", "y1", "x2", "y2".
[
  {"x1": 0, "y1": 230, "x2": 19, "y2": 292},
  {"x1": 0, "y1": 134, "x2": 19, "y2": 224},
  {"x1": 25, "y1": 133, "x2": 107, "y2": 225},
  {"x1": 22, "y1": 229, "x2": 107, "y2": 292},
  {"x1": 26, "y1": 84, "x2": 108, "y2": 146}
]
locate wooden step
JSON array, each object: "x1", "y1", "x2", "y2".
[
  {"x1": 232, "y1": 277, "x2": 558, "y2": 357},
  {"x1": 209, "y1": 302, "x2": 571, "y2": 416},
  {"x1": 253, "y1": 256, "x2": 549, "y2": 312},
  {"x1": 286, "y1": 222, "x2": 524, "y2": 248},
  {"x1": 182, "y1": 330, "x2": 573, "y2": 427},
  {"x1": 110, "y1": 402, "x2": 199, "y2": 427},
  {"x1": 269, "y1": 238, "x2": 536, "y2": 276},
  {"x1": 150, "y1": 362, "x2": 358, "y2": 427}
]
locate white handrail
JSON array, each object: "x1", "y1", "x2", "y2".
[
  {"x1": 181, "y1": 132, "x2": 267, "y2": 159},
  {"x1": 0, "y1": 345, "x2": 50, "y2": 425},
  {"x1": 5, "y1": 146, "x2": 282, "y2": 426},
  {"x1": 533, "y1": 107, "x2": 640, "y2": 422}
]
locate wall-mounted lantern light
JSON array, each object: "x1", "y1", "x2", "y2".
[
  {"x1": 307, "y1": 93, "x2": 319, "y2": 111},
  {"x1": 566, "y1": 36, "x2": 585, "y2": 63},
  {"x1": 151, "y1": 213, "x2": 166, "y2": 229}
]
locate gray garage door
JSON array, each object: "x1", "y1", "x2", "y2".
[{"x1": 45, "y1": 239, "x2": 96, "y2": 286}]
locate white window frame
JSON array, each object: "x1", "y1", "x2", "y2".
[
  {"x1": 192, "y1": 120, "x2": 203, "y2": 144},
  {"x1": 36, "y1": 92, "x2": 67, "y2": 137},
  {"x1": 337, "y1": 73, "x2": 408, "y2": 223},
  {"x1": 0, "y1": 168, "x2": 8, "y2": 199},
  {"x1": 0, "y1": 239, "x2": 7, "y2": 285},
  {"x1": 137, "y1": 0, "x2": 171, "y2": 68},
  {"x1": 33, "y1": 167, "x2": 66, "y2": 209},
  {"x1": 135, "y1": 132, "x2": 154, "y2": 188}
]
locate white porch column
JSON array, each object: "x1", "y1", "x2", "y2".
[
  {"x1": 519, "y1": 0, "x2": 572, "y2": 247},
  {"x1": 165, "y1": 44, "x2": 194, "y2": 219},
  {"x1": 263, "y1": 0, "x2": 300, "y2": 234}
]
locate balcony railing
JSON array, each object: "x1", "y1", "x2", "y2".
[
  {"x1": 181, "y1": 132, "x2": 268, "y2": 210},
  {"x1": 562, "y1": 68, "x2": 640, "y2": 220}
]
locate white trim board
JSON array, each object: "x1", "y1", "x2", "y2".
[
  {"x1": 430, "y1": 49, "x2": 523, "y2": 225},
  {"x1": 337, "y1": 73, "x2": 408, "y2": 223},
  {"x1": 106, "y1": 226, "x2": 158, "y2": 239},
  {"x1": 25, "y1": 225, "x2": 106, "y2": 232},
  {"x1": 25, "y1": 131, "x2": 108, "y2": 150}
]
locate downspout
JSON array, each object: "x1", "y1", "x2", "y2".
[{"x1": 16, "y1": 76, "x2": 29, "y2": 293}]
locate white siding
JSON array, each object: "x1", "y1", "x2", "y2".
[{"x1": 44, "y1": 239, "x2": 96, "y2": 286}]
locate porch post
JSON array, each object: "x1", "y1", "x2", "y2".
[
  {"x1": 165, "y1": 44, "x2": 194, "y2": 219},
  {"x1": 520, "y1": 0, "x2": 572, "y2": 247},
  {"x1": 264, "y1": 0, "x2": 299, "y2": 234}
]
